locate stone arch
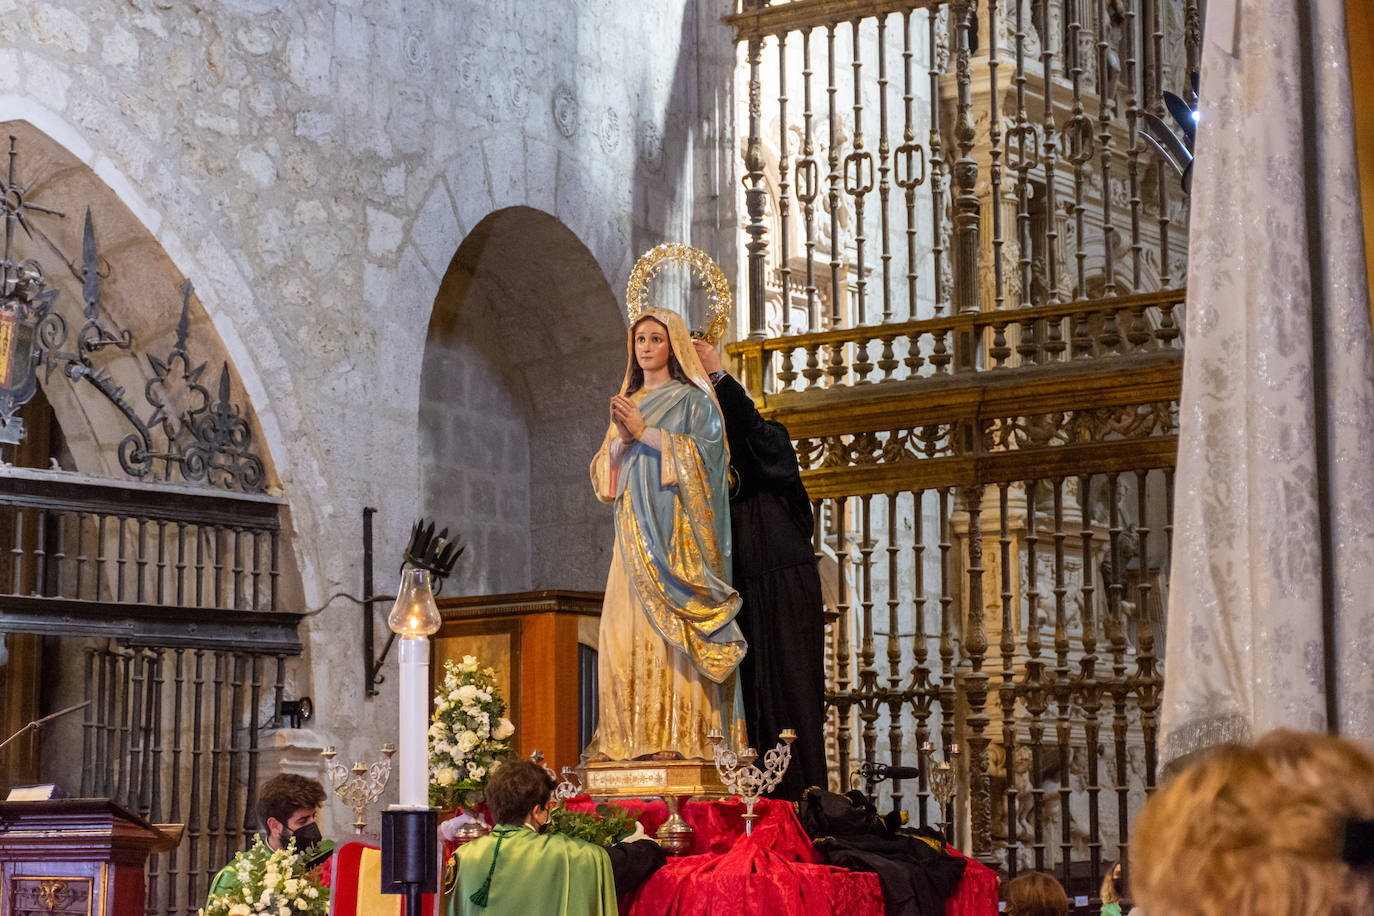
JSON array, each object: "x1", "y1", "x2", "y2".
[
  {"x1": 1, "y1": 117, "x2": 305, "y2": 606},
  {"x1": 420, "y1": 206, "x2": 627, "y2": 594}
]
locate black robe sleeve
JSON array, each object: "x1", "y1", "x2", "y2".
[
  {"x1": 711, "y1": 372, "x2": 828, "y2": 799},
  {"x1": 712, "y1": 373, "x2": 814, "y2": 539}
]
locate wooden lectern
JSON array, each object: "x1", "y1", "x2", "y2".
[
  {"x1": 434, "y1": 590, "x2": 601, "y2": 774},
  {"x1": 0, "y1": 799, "x2": 180, "y2": 916}
]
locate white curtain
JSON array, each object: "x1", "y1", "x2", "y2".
[{"x1": 1159, "y1": 0, "x2": 1374, "y2": 769}]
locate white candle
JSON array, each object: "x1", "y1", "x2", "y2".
[
  {"x1": 388, "y1": 567, "x2": 442, "y2": 809},
  {"x1": 397, "y1": 637, "x2": 431, "y2": 807}
]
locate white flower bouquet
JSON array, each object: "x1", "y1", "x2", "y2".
[
  {"x1": 429, "y1": 655, "x2": 515, "y2": 810},
  {"x1": 199, "y1": 838, "x2": 329, "y2": 916}
]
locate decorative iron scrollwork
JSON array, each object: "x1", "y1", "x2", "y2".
[
  {"x1": 990, "y1": 401, "x2": 1178, "y2": 451},
  {"x1": 802, "y1": 424, "x2": 957, "y2": 471},
  {"x1": 0, "y1": 135, "x2": 65, "y2": 444},
  {"x1": 1, "y1": 138, "x2": 267, "y2": 492}
]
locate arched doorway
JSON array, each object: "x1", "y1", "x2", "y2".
[{"x1": 420, "y1": 207, "x2": 626, "y2": 594}]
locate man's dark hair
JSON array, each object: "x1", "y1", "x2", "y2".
[
  {"x1": 486, "y1": 760, "x2": 555, "y2": 826},
  {"x1": 256, "y1": 773, "x2": 327, "y2": 828}
]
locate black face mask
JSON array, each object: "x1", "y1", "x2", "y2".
[{"x1": 284, "y1": 821, "x2": 323, "y2": 850}]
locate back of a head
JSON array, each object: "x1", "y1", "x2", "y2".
[
  {"x1": 1005, "y1": 871, "x2": 1068, "y2": 916},
  {"x1": 1132, "y1": 729, "x2": 1374, "y2": 916},
  {"x1": 485, "y1": 760, "x2": 555, "y2": 826}
]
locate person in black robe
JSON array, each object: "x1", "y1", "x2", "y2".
[{"x1": 693, "y1": 339, "x2": 827, "y2": 801}]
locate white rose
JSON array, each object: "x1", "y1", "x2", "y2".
[
  {"x1": 493, "y1": 718, "x2": 515, "y2": 740},
  {"x1": 435, "y1": 767, "x2": 458, "y2": 786},
  {"x1": 457, "y1": 730, "x2": 480, "y2": 754}
]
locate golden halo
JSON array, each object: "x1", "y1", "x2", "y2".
[{"x1": 625, "y1": 243, "x2": 732, "y2": 345}]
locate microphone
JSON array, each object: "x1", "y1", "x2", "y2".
[
  {"x1": 856, "y1": 761, "x2": 922, "y2": 782},
  {"x1": 0, "y1": 700, "x2": 92, "y2": 754}
]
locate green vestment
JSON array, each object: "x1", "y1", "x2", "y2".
[{"x1": 445, "y1": 825, "x2": 617, "y2": 916}]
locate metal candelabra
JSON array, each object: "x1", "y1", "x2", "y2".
[
  {"x1": 322, "y1": 744, "x2": 396, "y2": 833},
  {"x1": 919, "y1": 741, "x2": 960, "y2": 846},
  {"x1": 707, "y1": 728, "x2": 796, "y2": 835},
  {"x1": 528, "y1": 749, "x2": 583, "y2": 801},
  {"x1": 555, "y1": 766, "x2": 584, "y2": 801}
]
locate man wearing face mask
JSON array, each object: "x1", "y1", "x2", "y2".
[{"x1": 206, "y1": 773, "x2": 331, "y2": 901}]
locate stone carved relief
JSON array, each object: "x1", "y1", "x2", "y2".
[
  {"x1": 404, "y1": 26, "x2": 431, "y2": 76},
  {"x1": 505, "y1": 67, "x2": 532, "y2": 118},
  {"x1": 998, "y1": 0, "x2": 1042, "y2": 59},
  {"x1": 597, "y1": 108, "x2": 621, "y2": 155},
  {"x1": 552, "y1": 84, "x2": 580, "y2": 138},
  {"x1": 640, "y1": 122, "x2": 664, "y2": 174},
  {"x1": 458, "y1": 56, "x2": 481, "y2": 95}
]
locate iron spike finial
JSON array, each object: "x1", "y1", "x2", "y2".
[{"x1": 175, "y1": 278, "x2": 194, "y2": 355}]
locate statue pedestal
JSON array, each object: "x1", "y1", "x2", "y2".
[
  {"x1": 579, "y1": 758, "x2": 728, "y2": 800},
  {"x1": 579, "y1": 758, "x2": 730, "y2": 857}
]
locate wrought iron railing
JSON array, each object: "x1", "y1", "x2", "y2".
[
  {"x1": 1, "y1": 467, "x2": 298, "y2": 650},
  {"x1": 1, "y1": 469, "x2": 301, "y2": 915},
  {"x1": 81, "y1": 642, "x2": 285, "y2": 916},
  {"x1": 727, "y1": 0, "x2": 1193, "y2": 902},
  {"x1": 732, "y1": 285, "x2": 1182, "y2": 391}
]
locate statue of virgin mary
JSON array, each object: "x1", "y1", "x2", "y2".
[{"x1": 585, "y1": 306, "x2": 746, "y2": 761}]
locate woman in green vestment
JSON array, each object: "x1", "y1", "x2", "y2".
[{"x1": 586, "y1": 307, "x2": 746, "y2": 761}]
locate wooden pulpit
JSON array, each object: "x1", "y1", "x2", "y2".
[
  {"x1": 434, "y1": 590, "x2": 602, "y2": 774},
  {"x1": 0, "y1": 799, "x2": 180, "y2": 916}
]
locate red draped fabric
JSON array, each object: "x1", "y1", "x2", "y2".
[
  {"x1": 626, "y1": 830, "x2": 885, "y2": 916},
  {"x1": 940, "y1": 847, "x2": 1000, "y2": 916},
  {"x1": 564, "y1": 796, "x2": 999, "y2": 916}
]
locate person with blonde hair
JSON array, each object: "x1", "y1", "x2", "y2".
[
  {"x1": 1099, "y1": 860, "x2": 1124, "y2": 915},
  {"x1": 1131, "y1": 728, "x2": 1374, "y2": 916},
  {"x1": 1004, "y1": 871, "x2": 1069, "y2": 916}
]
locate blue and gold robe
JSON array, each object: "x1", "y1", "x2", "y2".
[{"x1": 588, "y1": 375, "x2": 746, "y2": 760}]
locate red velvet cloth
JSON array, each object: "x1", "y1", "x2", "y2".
[
  {"x1": 564, "y1": 796, "x2": 999, "y2": 916},
  {"x1": 627, "y1": 829, "x2": 885, "y2": 916},
  {"x1": 942, "y1": 847, "x2": 1000, "y2": 916}
]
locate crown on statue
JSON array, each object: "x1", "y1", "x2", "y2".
[{"x1": 625, "y1": 243, "x2": 732, "y2": 345}]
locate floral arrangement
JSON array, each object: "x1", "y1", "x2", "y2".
[
  {"x1": 429, "y1": 655, "x2": 515, "y2": 809},
  {"x1": 199, "y1": 838, "x2": 329, "y2": 916},
  {"x1": 545, "y1": 801, "x2": 640, "y2": 848}
]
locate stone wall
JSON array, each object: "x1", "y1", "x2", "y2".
[{"x1": 6, "y1": 0, "x2": 741, "y2": 831}]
